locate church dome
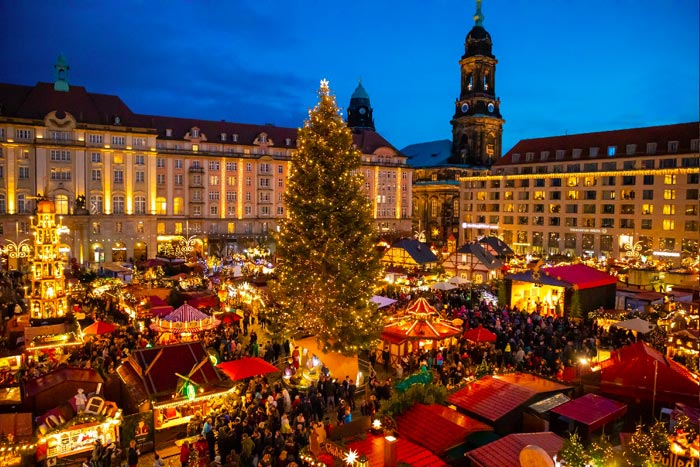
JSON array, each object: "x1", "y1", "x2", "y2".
[{"x1": 464, "y1": 26, "x2": 493, "y2": 58}]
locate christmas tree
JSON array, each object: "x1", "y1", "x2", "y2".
[
  {"x1": 269, "y1": 79, "x2": 384, "y2": 356},
  {"x1": 557, "y1": 432, "x2": 589, "y2": 467}
]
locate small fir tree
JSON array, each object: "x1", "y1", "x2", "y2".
[
  {"x1": 589, "y1": 432, "x2": 616, "y2": 467},
  {"x1": 558, "y1": 432, "x2": 588, "y2": 467},
  {"x1": 269, "y1": 80, "x2": 384, "y2": 355},
  {"x1": 649, "y1": 419, "x2": 670, "y2": 455},
  {"x1": 624, "y1": 424, "x2": 652, "y2": 466},
  {"x1": 569, "y1": 288, "x2": 582, "y2": 319}
]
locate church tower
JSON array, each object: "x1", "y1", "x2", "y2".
[
  {"x1": 450, "y1": 0, "x2": 504, "y2": 167},
  {"x1": 347, "y1": 80, "x2": 375, "y2": 131}
]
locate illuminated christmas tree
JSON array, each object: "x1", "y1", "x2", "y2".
[{"x1": 269, "y1": 79, "x2": 384, "y2": 355}]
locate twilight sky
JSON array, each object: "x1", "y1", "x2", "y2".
[{"x1": 0, "y1": 0, "x2": 697, "y2": 152}]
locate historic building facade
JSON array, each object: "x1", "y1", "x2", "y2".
[
  {"x1": 0, "y1": 57, "x2": 412, "y2": 267},
  {"x1": 404, "y1": 0, "x2": 503, "y2": 249},
  {"x1": 459, "y1": 122, "x2": 700, "y2": 264}
]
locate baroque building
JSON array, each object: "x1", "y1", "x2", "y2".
[
  {"x1": 0, "y1": 57, "x2": 412, "y2": 267},
  {"x1": 460, "y1": 122, "x2": 700, "y2": 265},
  {"x1": 404, "y1": 0, "x2": 503, "y2": 249}
]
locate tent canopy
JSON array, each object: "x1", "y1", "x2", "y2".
[
  {"x1": 430, "y1": 281, "x2": 457, "y2": 291},
  {"x1": 611, "y1": 317, "x2": 655, "y2": 334},
  {"x1": 217, "y1": 357, "x2": 279, "y2": 381},
  {"x1": 371, "y1": 295, "x2": 397, "y2": 309},
  {"x1": 405, "y1": 297, "x2": 438, "y2": 315},
  {"x1": 82, "y1": 320, "x2": 117, "y2": 335},
  {"x1": 599, "y1": 342, "x2": 700, "y2": 407},
  {"x1": 463, "y1": 325, "x2": 497, "y2": 343}
]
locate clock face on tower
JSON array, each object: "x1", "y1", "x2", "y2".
[
  {"x1": 359, "y1": 107, "x2": 367, "y2": 115},
  {"x1": 487, "y1": 103, "x2": 495, "y2": 113},
  {"x1": 461, "y1": 103, "x2": 469, "y2": 113}
]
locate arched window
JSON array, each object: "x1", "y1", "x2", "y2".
[
  {"x1": 134, "y1": 195, "x2": 146, "y2": 215},
  {"x1": 112, "y1": 195, "x2": 125, "y2": 214},
  {"x1": 55, "y1": 194, "x2": 69, "y2": 214},
  {"x1": 156, "y1": 197, "x2": 167, "y2": 215},
  {"x1": 173, "y1": 197, "x2": 184, "y2": 215}
]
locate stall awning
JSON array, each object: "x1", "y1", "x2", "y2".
[
  {"x1": 551, "y1": 394, "x2": 627, "y2": 432},
  {"x1": 346, "y1": 433, "x2": 447, "y2": 467}
]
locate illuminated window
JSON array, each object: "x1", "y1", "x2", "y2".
[
  {"x1": 55, "y1": 194, "x2": 69, "y2": 215},
  {"x1": 227, "y1": 222, "x2": 235, "y2": 234},
  {"x1": 173, "y1": 197, "x2": 183, "y2": 215},
  {"x1": 157, "y1": 222, "x2": 165, "y2": 234},
  {"x1": 210, "y1": 175, "x2": 219, "y2": 185},
  {"x1": 174, "y1": 222, "x2": 183, "y2": 235},
  {"x1": 662, "y1": 204, "x2": 675, "y2": 215},
  {"x1": 664, "y1": 174, "x2": 676, "y2": 185},
  {"x1": 92, "y1": 222, "x2": 100, "y2": 234},
  {"x1": 137, "y1": 222, "x2": 144, "y2": 233},
  {"x1": 155, "y1": 197, "x2": 167, "y2": 215},
  {"x1": 662, "y1": 219, "x2": 675, "y2": 230},
  {"x1": 664, "y1": 190, "x2": 676, "y2": 200},
  {"x1": 607, "y1": 146, "x2": 616, "y2": 156},
  {"x1": 642, "y1": 204, "x2": 653, "y2": 215}
]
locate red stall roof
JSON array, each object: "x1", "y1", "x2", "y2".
[
  {"x1": 599, "y1": 342, "x2": 700, "y2": 407},
  {"x1": 466, "y1": 432, "x2": 564, "y2": 467},
  {"x1": 396, "y1": 404, "x2": 491, "y2": 455},
  {"x1": 120, "y1": 341, "x2": 228, "y2": 403},
  {"x1": 551, "y1": 394, "x2": 627, "y2": 432},
  {"x1": 447, "y1": 374, "x2": 570, "y2": 423},
  {"x1": 541, "y1": 264, "x2": 618, "y2": 290},
  {"x1": 347, "y1": 433, "x2": 446, "y2": 467}
]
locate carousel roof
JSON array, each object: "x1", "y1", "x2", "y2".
[
  {"x1": 382, "y1": 316, "x2": 462, "y2": 344},
  {"x1": 162, "y1": 303, "x2": 210, "y2": 322},
  {"x1": 405, "y1": 297, "x2": 438, "y2": 314}
]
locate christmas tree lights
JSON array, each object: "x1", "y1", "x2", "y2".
[{"x1": 268, "y1": 79, "x2": 384, "y2": 355}]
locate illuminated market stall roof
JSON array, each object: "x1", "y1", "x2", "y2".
[
  {"x1": 118, "y1": 341, "x2": 231, "y2": 405},
  {"x1": 466, "y1": 432, "x2": 564, "y2": 467},
  {"x1": 346, "y1": 433, "x2": 447, "y2": 467},
  {"x1": 447, "y1": 374, "x2": 571, "y2": 426},
  {"x1": 507, "y1": 263, "x2": 618, "y2": 289},
  {"x1": 598, "y1": 341, "x2": 700, "y2": 407},
  {"x1": 551, "y1": 393, "x2": 627, "y2": 432},
  {"x1": 395, "y1": 403, "x2": 492, "y2": 456}
]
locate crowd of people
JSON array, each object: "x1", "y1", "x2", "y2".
[{"x1": 2, "y1": 271, "x2": 664, "y2": 467}]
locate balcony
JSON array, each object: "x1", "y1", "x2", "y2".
[{"x1": 189, "y1": 167, "x2": 204, "y2": 174}]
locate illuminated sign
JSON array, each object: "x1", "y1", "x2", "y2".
[
  {"x1": 463, "y1": 223, "x2": 499, "y2": 230},
  {"x1": 653, "y1": 251, "x2": 681, "y2": 258}
]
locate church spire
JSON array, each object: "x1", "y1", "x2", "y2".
[
  {"x1": 53, "y1": 53, "x2": 70, "y2": 92},
  {"x1": 473, "y1": 0, "x2": 484, "y2": 27}
]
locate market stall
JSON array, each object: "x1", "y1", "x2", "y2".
[
  {"x1": 117, "y1": 341, "x2": 236, "y2": 439},
  {"x1": 667, "y1": 329, "x2": 700, "y2": 371}
]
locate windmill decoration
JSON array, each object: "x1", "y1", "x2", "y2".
[{"x1": 175, "y1": 356, "x2": 209, "y2": 401}]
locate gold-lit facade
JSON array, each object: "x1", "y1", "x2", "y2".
[
  {"x1": 0, "y1": 58, "x2": 412, "y2": 267},
  {"x1": 460, "y1": 122, "x2": 700, "y2": 265}
]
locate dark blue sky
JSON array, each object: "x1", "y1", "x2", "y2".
[{"x1": 1, "y1": 0, "x2": 697, "y2": 152}]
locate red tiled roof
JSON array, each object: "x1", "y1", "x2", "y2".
[
  {"x1": 466, "y1": 432, "x2": 564, "y2": 467},
  {"x1": 346, "y1": 433, "x2": 447, "y2": 467},
  {"x1": 447, "y1": 374, "x2": 570, "y2": 422},
  {"x1": 396, "y1": 404, "x2": 491, "y2": 455},
  {"x1": 550, "y1": 394, "x2": 627, "y2": 432},
  {"x1": 541, "y1": 264, "x2": 617, "y2": 290},
  {"x1": 499, "y1": 122, "x2": 699, "y2": 165}
]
